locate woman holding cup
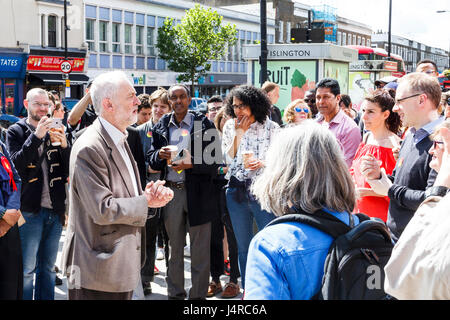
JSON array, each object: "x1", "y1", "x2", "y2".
[{"x1": 222, "y1": 85, "x2": 279, "y2": 290}]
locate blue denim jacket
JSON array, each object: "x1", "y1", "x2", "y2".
[{"x1": 244, "y1": 209, "x2": 359, "y2": 300}]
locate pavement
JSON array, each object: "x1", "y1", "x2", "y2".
[{"x1": 54, "y1": 228, "x2": 243, "y2": 300}]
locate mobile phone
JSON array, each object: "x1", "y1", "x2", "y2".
[{"x1": 50, "y1": 118, "x2": 62, "y2": 129}]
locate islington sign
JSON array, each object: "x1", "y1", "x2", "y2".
[{"x1": 27, "y1": 55, "x2": 85, "y2": 72}]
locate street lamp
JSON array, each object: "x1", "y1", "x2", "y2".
[{"x1": 436, "y1": 10, "x2": 450, "y2": 70}]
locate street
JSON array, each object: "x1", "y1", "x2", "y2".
[{"x1": 54, "y1": 229, "x2": 243, "y2": 301}]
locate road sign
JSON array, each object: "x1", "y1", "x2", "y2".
[{"x1": 60, "y1": 60, "x2": 72, "y2": 73}]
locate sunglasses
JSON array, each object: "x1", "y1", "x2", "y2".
[
  {"x1": 304, "y1": 99, "x2": 315, "y2": 104},
  {"x1": 433, "y1": 140, "x2": 444, "y2": 149},
  {"x1": 295, "y1": 107, "x2": 310, "y2": 113}
]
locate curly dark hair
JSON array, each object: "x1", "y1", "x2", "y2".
[
  {"x1": 224, "y1": 85, "x2": 271, "y2": 124},
  {"x1": 364, "y1": 88, "x2": 401, "y2": 134}
]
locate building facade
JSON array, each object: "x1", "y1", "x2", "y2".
[
  {"x1": 83, "y1": 0, "x2": 276, "y2": 98},
  {"x1": 0, "y1": 0, "x2": 88, "y2": 116},
  {"x1": 371, "y1": 32, "x2": 449, "y2": 73}
]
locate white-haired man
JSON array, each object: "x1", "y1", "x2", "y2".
[{"x1": 61, "y1": 71, "x2": 174, "y2": 300}]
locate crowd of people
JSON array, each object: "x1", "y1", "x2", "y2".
[{"x1": 0, "y1": 58, "x2": 449, "y2": 300}]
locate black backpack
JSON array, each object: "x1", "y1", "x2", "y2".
[{"x1": 265, "y1": 208, "x2": 394, "y2": 300}]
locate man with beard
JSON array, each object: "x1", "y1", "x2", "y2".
[
  {"x1": 61, "y1": 71, "x2": 174, "y2": 300},
  {"x1": 6, "y1": 88, "x2": 70, "y2": 300}
]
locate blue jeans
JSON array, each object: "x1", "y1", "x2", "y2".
[
  {"x1": 19, "y1": 208, "x2": 63, "y2": 300},
  {"x1": 225, "y1": 187, "x2": 276, "y2": 289}
]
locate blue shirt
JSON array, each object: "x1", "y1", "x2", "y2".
[
  {"x1": 244, "y1": 209, "x2": 359, "y2": 300},
  {"x1": 409, "y1": 117, "x2": 444, "y2": 145},
  {"x1": 167, "y1": 113, "x2": 194, "y2": 182}
]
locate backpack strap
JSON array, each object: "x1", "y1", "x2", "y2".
[{"x1": 266, "y1": 208, "x2": 353, "y2": 239}]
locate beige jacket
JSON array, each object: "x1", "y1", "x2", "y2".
[
  {"x1": 384, "y1": 193, "x2": 450, "y2": 300},
  {"x1": 61, "y1": 119, "x2": 148, "y2": 293}
]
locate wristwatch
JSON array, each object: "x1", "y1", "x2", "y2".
[{"x1": 425, "y1": 186, "x2": 450, "y2": 199}]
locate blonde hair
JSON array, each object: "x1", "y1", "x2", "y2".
[
  {"x1": 283, "y1": 99, "x2": 312, "y2": 124},
  {"x1": 251, "y1": 122, "x2": 356, "y2": 216},
  {"x1": 397, "y1": 72, "x2": 442, "y2": 109}
]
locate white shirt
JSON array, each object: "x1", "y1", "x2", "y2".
[
  {"x1": 222, "y1": 117, "x2": 279, "y2": 182},
  {"x1": 99, "y1": 117, "x2": 139, "y2": 197}
]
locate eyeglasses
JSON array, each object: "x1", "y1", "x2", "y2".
[
  {"x1": 304, "y1": 99, "x2": 315, "y2": 104},
  {"x1": 295, "y1": 107, "x2": 309, "y2": 113},
  {"x1": 32, "y1": 102, "x2": 50, "y2": 108},
  {"x1": 232, "y1": 104, "x2": 247, "y2": 111},
  {"x1": 395, "y1": 93, "x2": 423, "y2": 104},
  {"x1": 433, "y1": 140, "x2": 444, "y2": 149},
  {"x1": 208, "y1": 107, "x2": 221, "y2": 112}
]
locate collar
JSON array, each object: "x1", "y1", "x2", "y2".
[
  {"x1": 317, "y1": 109, "x2": 345, "y2": 124},
  {"x1": 169, "y1": 112, "x2": 193, "y2": 128},
  {"x1": 98, "y1": 117, "x2": 128, "y2": 147},
  {"x1": 410, "y1": 116, "x2": 444, "y2": 135}
]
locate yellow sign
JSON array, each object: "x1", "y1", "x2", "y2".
[{"x1": 65, "y1": 79, "x2": 70, "y2": 87}]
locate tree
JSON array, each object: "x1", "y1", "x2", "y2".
[{"x1": 157, "y1": 4, "x2": 237, "y2": 96}]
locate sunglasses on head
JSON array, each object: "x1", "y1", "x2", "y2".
[{"x1": 295, "y1": 107, "x2": 309, "y2": 113}]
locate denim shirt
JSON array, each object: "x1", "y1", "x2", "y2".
[{"x1": 244, "y1": 209, "x2": 359, "y2": 300}]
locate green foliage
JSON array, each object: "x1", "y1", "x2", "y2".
[{"x1": 157, "y1": 4, "x2": 237, "y2": 90}]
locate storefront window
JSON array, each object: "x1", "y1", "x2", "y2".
[{"x1": 4, "y1": 79, "x2": 15, "y2": 115}]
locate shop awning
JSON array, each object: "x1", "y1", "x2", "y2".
[{"x1": 28, "y1": 73, "x2": 90, "y2": 85}]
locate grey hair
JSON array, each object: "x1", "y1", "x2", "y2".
[
  {"x1": 26, "y1": 88, "x2": 48, "y2": 101},
  {"x1": 251, "y1": 121, "x2": 356, "y2": 217},
  {"x1": 90, "y1": 71, "x2": 132, "y2": 115}
]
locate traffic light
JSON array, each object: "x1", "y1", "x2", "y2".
[{"x1": 291, "y1": 28, "x2": 325, "y2": 44}]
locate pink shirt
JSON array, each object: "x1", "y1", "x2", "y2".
[{"x1": 317, "y1": 109, "x2": 362, "y2": 167}]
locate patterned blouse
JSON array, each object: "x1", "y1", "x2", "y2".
[{"x1": 222, "y1": 117, "x2": 280, "y2": 182}]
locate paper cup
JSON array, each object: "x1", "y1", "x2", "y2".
[
  {"x1": 165, "y1": 145, "x2": 179, "y2": 165},
  {"x1": 242, "y1": 150, "x2": 254, "y2": 169}
]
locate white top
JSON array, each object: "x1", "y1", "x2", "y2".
[
  {"x1": 222, "y1": 117, "x2": 279, "y2": 182},
  {"x1": 99, "y1": 117, "x2": 139, "y2": 197}
]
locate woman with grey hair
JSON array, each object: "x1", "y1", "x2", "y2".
[{"x1": 244, "y1": 121, "x2": 360, "y2": 300}]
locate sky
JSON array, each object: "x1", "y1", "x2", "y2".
[{"x1": 296, "y1": 0, "x2": 450, "y2": 51}]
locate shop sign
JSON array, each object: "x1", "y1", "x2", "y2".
[
  {"x1": 27, "y1": 55, "x2": 85, "y2": 72},
  {"x1": 0, "y1": 56, "x2": 23, "y2": 72}
]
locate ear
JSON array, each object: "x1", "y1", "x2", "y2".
[
  {"x1": 23, "y1": 100, "x2": 29, "y2": 110},
  {"x1": 102, "y1": 97, "x2": 114, "y2": 113},
  {"x1": 382, "y1": 109, "x2": 390, "y2": 120}
]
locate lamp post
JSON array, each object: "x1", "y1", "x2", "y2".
[
  {"x1": 436, "y1": 10, "x2": 450, "y2": 70},
  {"x1": 388, "y1": 0, "x2": 392, "y2": 58},
  {"x1": 260, "y1": 0, "x2": 268, "y2": 85}
]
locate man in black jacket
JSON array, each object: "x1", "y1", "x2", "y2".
[
  {"x1": 147, "y1": 84, "x2": 221, "y2": 300},
  {"x1": 6, "y1": 88, "x2": 70, "y2": 300}
]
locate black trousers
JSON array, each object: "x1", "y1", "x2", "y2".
[
  {"x1": 141, "y1": 211, "x2": 160, "y2": 282},
  {"x1": 210, "y1": 188, "x2": 240, "y2": 284},
  {"x1": 0, "y1": 225, "x2": 23, "y2": 300}
]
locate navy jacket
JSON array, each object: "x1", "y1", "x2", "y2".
[
  {"x1": 6, "y1": 118, "x2": 70, "y2": 220},
  {"x1": 147, "y1": 111, "x2": 221, "y2": 226}
]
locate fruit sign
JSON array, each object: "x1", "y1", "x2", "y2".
[{"x1": 254, "y1": 60, "x2": 317, "y2": 112}]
